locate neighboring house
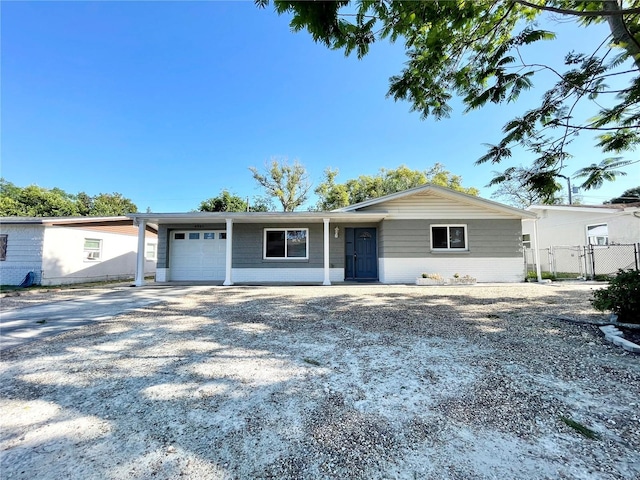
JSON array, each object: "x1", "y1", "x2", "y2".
[
  {"x1": 129, "y1": 184, "x2": 536, "y2": 285},
  {"x1": 0, "y1": 217, "x2": 157, "y2": 286},
  {"x1": 522, "y1": 203, "x2": 640, "y2": 248}
]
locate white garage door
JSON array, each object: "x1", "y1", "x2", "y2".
[{"x1": 169, "y1": 231, "x2": 226, "y2": 281}]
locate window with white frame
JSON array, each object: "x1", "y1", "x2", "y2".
[
  {"x1": 264, "y1": 228, "x2": 308, "y2": 259},
  {"x1": 84, "y1": 238, "x2": 102, "y2": 261},
  {"x1": 0, "y1": 234, "x2": 7, "y2": 261},
  {"x1": 431, "y1": 225, "x2": 468, "y2": 250},
  {"x1": 146, "y1": 242, "x2": 157, "y2": 260},
  {"x1": 587, "y1": 224, "x2": 608, "y2": 246},
  {"x1": 522, "y1": 234, "x2": 531, "y2": 249}
]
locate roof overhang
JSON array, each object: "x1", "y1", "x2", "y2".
[{"x1": 128, "y1": 211, "x2": 389, "y2": 225}]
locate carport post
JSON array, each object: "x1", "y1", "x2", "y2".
[
  {"x1": 323, "y1": 218, "x2": 331, "y2": 286},
  {"x1": 532, "y1": 219, "x2": 542, "y2": 283},
  {"x1": 134, "y1": 219, "x2": 146, "y2": 287},
  {"x1": 223, "y1": 218, "x2": 233, "y2": 286}
]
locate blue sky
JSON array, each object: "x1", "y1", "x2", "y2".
[{"x1": 2, "y1": 1, "x2": 638, "y2": 212}]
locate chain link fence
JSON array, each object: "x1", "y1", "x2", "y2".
[{"x1": 524, "y1": 243, "x2": 640, "y2": 280}]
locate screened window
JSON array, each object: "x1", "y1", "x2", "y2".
[
  {"x1": 264, "y1": 228, "x2": 308, "y2": 259},
  {"x1": 522, "y1": 234, "x2": 531, "y2": 249},
  {"x1": 0, "y1": 235, "x2": 7, "y2": 261},
  {"x1": 431, "y1": 225, "x2": 467, "y2": 250},
  {"x1": 587, "y1": 224, "x2": 608, "y2": 246},
  {"x1": 84, "y1": 238, "x2": 102, "y2": 261}
]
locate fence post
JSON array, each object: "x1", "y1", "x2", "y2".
[
  {"x1": 635, "y1": 243, "x2": 639, "y2": 271},
  {"x1": 590, "y1": 244, "x2": 596, "y2": 279}
]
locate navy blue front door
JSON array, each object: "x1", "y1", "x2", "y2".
[{"x1": 345, "y1": 228, "x2": 378, "y2": 280}]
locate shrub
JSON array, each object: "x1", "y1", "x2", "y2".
[{"x1": 591, "y1": 269, "x2": 640, "y2": 324}]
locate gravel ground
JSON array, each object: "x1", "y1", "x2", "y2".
[{"x1": 1, "y1": 283, "x2": 639, "y2": 479}]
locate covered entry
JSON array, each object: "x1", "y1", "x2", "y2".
[
  {"x1": 169, "y1": 230, "x2": 226, "y2": 281},
  {"x1": 345, "y1": 227, "x2": 378, "y2": 280}
]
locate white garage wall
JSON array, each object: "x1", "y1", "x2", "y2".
[{"x1": 0, "y1": 224, "x2": 45, "y2": 285}]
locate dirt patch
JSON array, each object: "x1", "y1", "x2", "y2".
[{"x1": 1, "y1": 284, "x2": 639, "y2": 479}]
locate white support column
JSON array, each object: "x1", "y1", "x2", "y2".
[
  {"x1": 223, "y1": 218, "x2": 233, "y2": 286},
  {"x1": 323, "y1": 218, "x2": 331, "y2": 286},
  {"x1": 532, "y1": 219, "x2": 542, "y2": 283},
  {"x1": 134, "y1": 219, "x2": 146, "y2": 287}
]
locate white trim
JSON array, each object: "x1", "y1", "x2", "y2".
[
  {"x1": 232, "y1": 268, "x2": 343, "y2": 283},
  {"x1": 263, "y1": 228, "x2": 309, "y2": 260},
  {"x1": 323, "y1": 218, "x2": 331, "y2": 285},
  {"x1": 134, "y1": 220, "x2": 146, "y2": 286},
  {"x1": 224, "y1": 218, "x2": 233, "y2": 286},
  {"x1": 430, "y1": 224, "x2": 468, "y2": 251}
]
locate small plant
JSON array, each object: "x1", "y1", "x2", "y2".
[
  {"x1": 421, "y1": 273, "x2": 443, "y2": 281},
  {"x1": 591, "y1": 269, "x2": 640, "y2": 324},
  {"x1": 560, "y1": 416, "x2": 600, "y2": 440}
]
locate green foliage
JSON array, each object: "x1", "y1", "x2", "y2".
[
  {"x1": 198, "y1": 190, "x2": 272, "y2": 212},
  {"x1": 605, "y1": 186, "x2": 640, "y2": 204},
  {"x1": 249, "y1": 157, "x2": 312, "y2": 212},
  {"x1": 560, "y1": 416, "x2": 600, "y2": 440},
  {"x1": 314, "y1": 164, "x2": 479, "y2": 210},
  {"x1": 0, "y1": 178, "x2": 138, "y2": 217},
  {"x1": 591, "y1": 269, "x2": 640, "y2": 324},
  {"x1": 259, "y1": 1, "x2": 640, "y2": 197},
  {"x1": 490, "y1": 166, "x2": 564, "y2": 207}
]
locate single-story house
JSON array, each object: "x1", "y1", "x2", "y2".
[
  {"x1": 128, "y1": 184, "x2": 537, "y2": 286},
  {"x1": 0, "y1": 216, "x2": 157, "y2": 286},
  {"x1": 522, "y1": 203, "x2": 640, "y2": 248}
]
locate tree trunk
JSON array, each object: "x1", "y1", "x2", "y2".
[{"x1": 604, "y1": 0, "x2": 640, "y2": 70}]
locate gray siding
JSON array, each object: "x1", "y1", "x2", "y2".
[
  {"x1": 379, "y1": 219, "x2": 522, "y2": 258},
  {"x1": 233, "y1": 223, "x2": 345, "y2": 269}
]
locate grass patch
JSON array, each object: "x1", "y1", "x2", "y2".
[
  {"x1": 560, "y1": 416, "x2": 600, "y2": 439},
  {"x1": 303, "y1": 358, "x2": 321, "y2": 366}
]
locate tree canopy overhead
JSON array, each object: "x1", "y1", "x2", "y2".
[
  {"x1": 257, "y1": 1, "x2": 640, "y2": 197},
  {"x1": 198, "y1": 189, "x2": 271, "y2": 212},
  {"x1": 249, "y1": 157, "x2": 312, "y2": 212},
  {"x1": 314, "y1": 164, "x2": 479, "y2": 211},
  {"x1": 0, "y1": 179, "x2": 138, "y2": 217}
]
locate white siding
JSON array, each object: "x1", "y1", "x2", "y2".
[
  {"x1": 360, "y1": 191, "x2": 522, "y2": 220},
  {"x1": 379, "y1": 257, "x2": 525, "y2": 283},
  {"x1": 232, "y1": 268, "x2": 344, "y2": 284},
  {"x1": 0, "y1": 224, "x2": 45, "y2": 285},
  {"x1": 42, "y1": 226, "x2": 156, "y2": 285}
]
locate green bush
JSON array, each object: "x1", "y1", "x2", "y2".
[{"x1": 591, "y1": 269, "x2": 640, "y2": 324}]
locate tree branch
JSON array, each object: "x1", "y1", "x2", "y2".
[{"x1": 514, "y1": 0, "x2": 640, "y2": 17}]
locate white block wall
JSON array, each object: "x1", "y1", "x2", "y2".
[
  {"x1": 42, "y1": 227, "x2": 156, "y2": 286},
  {"x1": 379, "y1": 257, "x2": 526, "y2": 283},
  {"x1": 232, "y1": 268, "x2": 344, "y2": 284},
  {"x1": 0, "y1": 225, "x2": 44, "y2": 285}
]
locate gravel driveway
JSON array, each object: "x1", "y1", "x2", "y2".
[{"x1": 1, "y1": 283, "x2": 638, "y2": 479}]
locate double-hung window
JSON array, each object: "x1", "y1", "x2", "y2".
[
  {"x1": 264, "y1": 228, "x2": 308, "y2": 259},
  {"x1": 146, "y1": 242, "x2": 157, "y2": 260},
  {"x1": 431, "y1": 225, "x2": 468, "y2": 251},
  {"x1": 84, "y1": 238, "x2": 102, "y2": 261}
]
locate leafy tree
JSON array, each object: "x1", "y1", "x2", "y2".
[
  {"x1": 0, "y1": 179, "x2": 138, "y2": 217},
  {"x1": 573, "y1": 157, "x2": 634, "y2": 190},
  {"x1": 198, "y1": 190, "x2": 272, "y2": 212},
  {"x1": 605, "y1": 185, "x2": 640, "y2": 203},
  {"x1": 90, "y1": 193, "x2": 138, "y2": 216},
  {"x1": 315, "y1": 164, "x2": 479, "y2": 210},
  {"x1": 490, "y1": 167, "x2": 564, "y2": 208},
  {"x1": 249, "y1": 157, "x2": 312, "y2": 211},
  {"x1": 258, "y1": 1, "x2": 640, "y2": 195}
]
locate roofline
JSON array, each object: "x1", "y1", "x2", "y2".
[
  {"x1": 526, "y1": 205, "x2": 624, "y2": 214},
  {"x1": 334, "y1": 184, "x2": 537, "y2": 219},
  {"x1": 128, "y1": 211, "x2": 389, "y2": 224},
  {"x1": 0, "y1": 216, "x2": 132, "y2": 225}
]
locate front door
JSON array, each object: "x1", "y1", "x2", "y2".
[{"x1": 345, "y1": 228, "x2": 378, "y2": 280}]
